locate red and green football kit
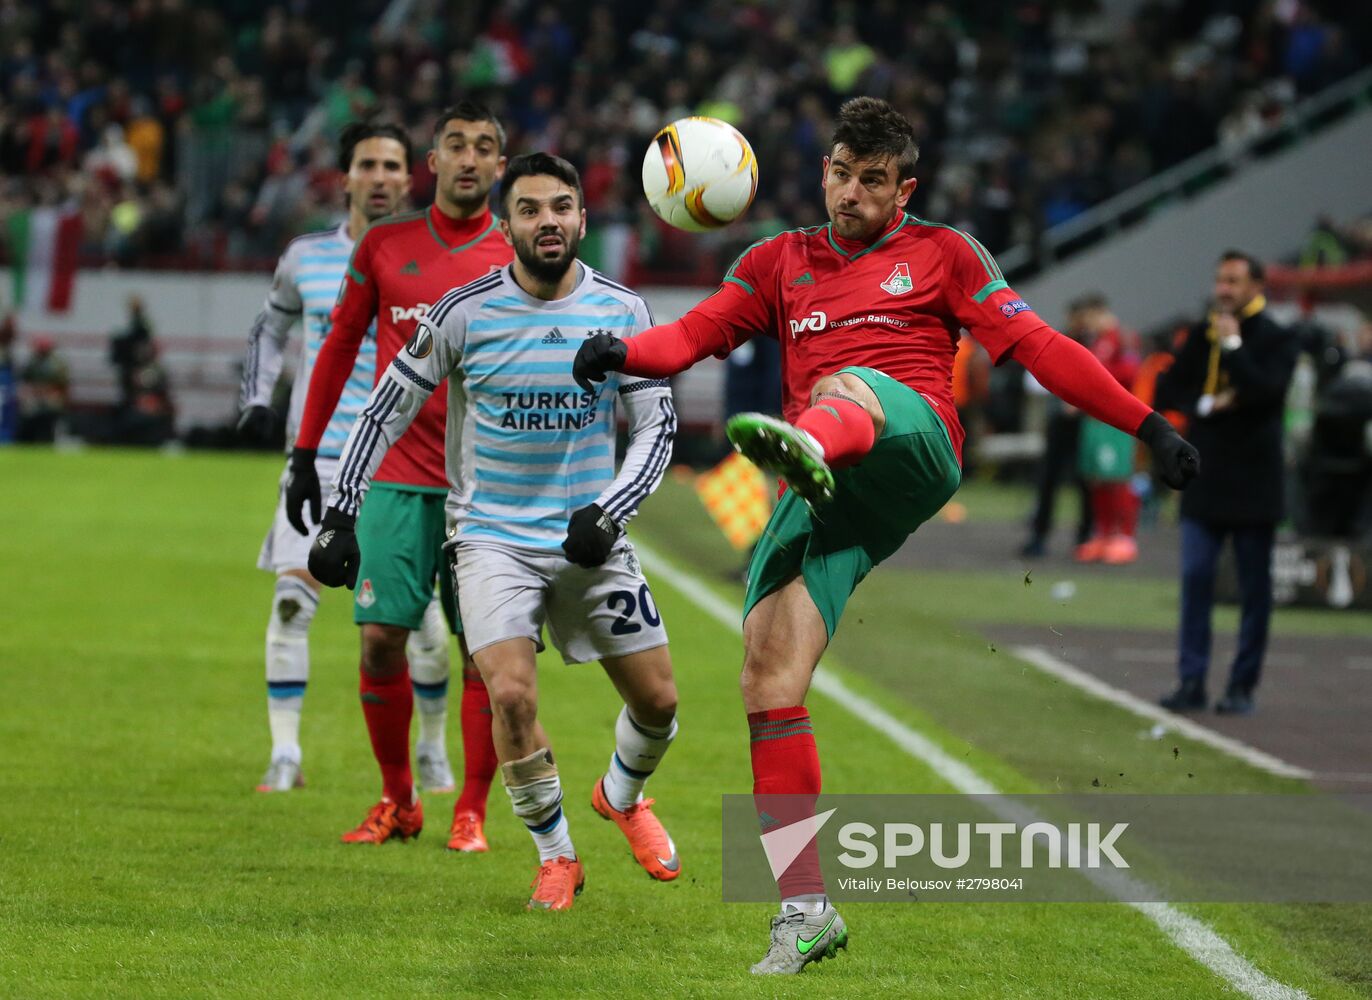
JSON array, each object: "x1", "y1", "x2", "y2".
[
  {"x1": 619, "y1": 212, "x2": 1152, "y2": 634},
  {"x1": 615, "y1": 210, "x2": 1159, "y2": 910}
]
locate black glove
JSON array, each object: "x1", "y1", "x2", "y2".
[
  {"x1": 573, "y1": 333, "x2": 628, "y2": 393},
  {"x1": 1137, "y1": 411, "x2": 1200, "y2": 490},
  {"x1": 284, "y1": 447, "x2": 321, "y2": 535},
  {"x1": 308, "y1": 508, "x2": 360, "y2": 588},
  {"x1": 563, "y1": 503, "x2": 621, "y2": 567},
  {"x1": 236, "y1": 404, "x2": 277, "y2": 446}
]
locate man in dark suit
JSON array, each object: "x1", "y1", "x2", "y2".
[{"x1": 1157, "y1": 251, "x2": 1298, "y2": 715}]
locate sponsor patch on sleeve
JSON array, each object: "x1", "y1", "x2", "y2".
[{"x1": 999, "y1": 298, "x2": 1032, "y2": 318}]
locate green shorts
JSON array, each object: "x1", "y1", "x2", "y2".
[
  {"x1": 743, "y1": 367, "x2": 962, "y2": 639},
  {"x1": 1078, "y1": 417, "x2": 1136, "y2": 482},
  {"x1": 354, "y1": 483, "x2": 461, "y2": 634}
]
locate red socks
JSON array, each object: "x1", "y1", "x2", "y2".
[
  {"x1": 794, "y1": 397, "x2": 875, "y2": 469},
  {"x1": 359, "y1": 666, "x2": 414, "y2": 805},
  {"x1": 749, "y1": 707, "x2": 825, "y2": 898},
  {"x1": 1088, "y1": 482, "x2": 1137, "y2": 537},
  {"x1": 455, "y1": 667, "x2": 497, "y2": 818}
]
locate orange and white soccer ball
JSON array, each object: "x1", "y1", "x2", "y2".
[{"x1": 642, "y1": 117, "x2": 758, "y2": 232}]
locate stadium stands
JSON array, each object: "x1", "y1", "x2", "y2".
[{"x1": 2, "y1": 1, "x2": 1368, "y2": 280}]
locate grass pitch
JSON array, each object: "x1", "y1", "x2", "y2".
[{"x1": 1, "y1": 447, "x2": 1367, "y2": 998}]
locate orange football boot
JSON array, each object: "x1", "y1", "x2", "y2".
[
  {"x1": 527, "y1": 856, "x2": 585, "y2": 911},
  {"x1": 1102, "y1": 535, "x2": 1139, "y2": 565},
  {"x1": 591, "y1": 777, "x2": 681, "y2": 881},
  {"x1": 1074, "y1": 536, "x2": 1107, "y2": 563},
  {"x1": 447, "y1": 807, "x2": 489, "y2": 853},
  {"x1": 340, "y1": 796, "x2": 423, "y2": 844}
]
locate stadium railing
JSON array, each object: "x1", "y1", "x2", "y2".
[{"x1": 997, "y1": 65, "x2": 1372, "y2": 281}]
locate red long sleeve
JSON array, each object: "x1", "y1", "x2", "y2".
[
  {"x1": 1012, "y1": 327, "x2": 1152, "y2": 435},
  {"x1": 622, "y1": 307, "x2": 738, "y2": 378}
]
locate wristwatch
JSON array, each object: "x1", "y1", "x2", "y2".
[{"x1": 1221, "y1": 333, "x2": 1242, "y2": 352}]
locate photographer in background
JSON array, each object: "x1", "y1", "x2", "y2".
[{"x1": 1156, "y1": 251, "x2": 1298, "y2": 715}]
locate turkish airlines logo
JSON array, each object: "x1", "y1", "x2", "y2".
[
  {"x1": 389, "y1": 302, "x2": 431, "y2": 324},
  {"x1": 789, "y1": 310, "x2": 828, "y2": 337}
]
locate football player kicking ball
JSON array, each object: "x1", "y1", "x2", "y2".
[
  {"x1": 310, "y1": 152, "x2": 681, "y2": 911},
  {"x1": 574, "y1": 97, "x2": 1199, "y2": 972},
  {"x1": 237, "y1": 121, "x2": 452, "y2": 793},
  {"x1": 286, "y1": 102, "x2": 512, "y2": 850}
]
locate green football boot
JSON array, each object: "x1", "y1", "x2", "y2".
[
  {"x1": 726, "y1": 413, "x2": 835, "y2": 508},
  {"x1": 750, "y1": 903, "x2": 849, "y2": 975}
]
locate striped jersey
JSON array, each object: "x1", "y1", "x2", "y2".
[
  {"x1": 330, "y1": 262, "x2": 676, "y2": 550},
  {"x1": 238, "y1": 223, "x2": 376, "y2": 457}
]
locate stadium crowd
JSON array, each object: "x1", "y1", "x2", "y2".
[{"x1": 0, "y1": 0, "x2": 1367, "y2": 278}]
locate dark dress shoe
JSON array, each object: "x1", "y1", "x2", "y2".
[{"x1": 1159, "y1": 679, "x2": 1208, "y2": 712}]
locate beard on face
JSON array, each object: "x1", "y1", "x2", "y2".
[
  {"x1": 447, "y1": 173, "x2": 491, "y2": 211},
  {"x1": 514, "y1": 227, "x2": 581, "y2": 284}
]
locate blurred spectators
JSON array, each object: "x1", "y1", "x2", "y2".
[
  {"x1": 0, "y1": 311, "x2": 16, "y2": 442},
  {"x1": 108, "y1": 294, "x2": 152, "y2": 409},
  {"x1": 0, "y1": 1, "x2": 1367, "y2": 277},
  {"x1": 17, "y1": 334, "x2": 68, "y2": 442}
]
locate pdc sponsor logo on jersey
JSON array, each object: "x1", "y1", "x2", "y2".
[
  {"x1": 789, "y1": 310, "x2": 828, "y2": 338},
  {"x1": 389, "y1": 302, "x2": 431, "y2": 324}
]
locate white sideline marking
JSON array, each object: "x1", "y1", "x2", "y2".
[
  {"x1": 1013, "y1": 645, "x2": 1313, "y2": 780},
  {"x1": 635, "y1": 541, "x2": 1309, "y2": 1000}
]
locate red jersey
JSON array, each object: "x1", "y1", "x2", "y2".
[
  {"x1": 682, "y1": 213, "x2": 1053, "y2": 460},
  {"x1": 295, "y1": 204, "x2": 512, "y2": 487}
]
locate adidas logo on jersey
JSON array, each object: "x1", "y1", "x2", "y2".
[
  {"x1": 400, "y1": 260, "x2": 421, "y2": 275},
  {"x1": 790, "y1": 271, "x2": 815, "y2": 285},
  {"x1": 542, "y1": 327, "x2": 568, "y2": 344}
]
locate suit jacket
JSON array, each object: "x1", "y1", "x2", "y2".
[{"x1": 1158, "y1": 307, "x2": 1297, "y2": 525}]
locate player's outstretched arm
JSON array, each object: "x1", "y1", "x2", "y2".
[
  {"x1": 564, "y1": 379, "x2": 677, "y2": 567},
  {"x1": 1011, "y1": 327, "x2": 1199, "y2": 489},
  {"x1": 310, "y1": 320, "x2": 454, "y2": 587},
  {"x1": 572, "y1": 274, "x2": 773, "y2": 391}
]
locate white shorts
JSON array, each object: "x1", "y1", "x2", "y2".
[
  {"x1": 256, "y1": 456, "x2": 341, "y2": 574},
  {"x1": 453, "y1": 539, "x2": 668, "y2": 665}
]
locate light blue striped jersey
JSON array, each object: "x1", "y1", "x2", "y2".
[
  {"x1": 330, "y1": 261, "x2": 675, "y2": 551},
  {"x1": 241, "y1": 223, "x2": 377, "y2": 458}
]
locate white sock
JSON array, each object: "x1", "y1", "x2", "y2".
[
  {"x1": 265, "y1": 576, "x2": 317, "y2": 762},
  {"x1": 503, "y1": 748, "x2": 575, "y2": 862},
  {"x1": 407, "y1": 596, "x2": 450, "y2": 751},
  {"x1": 602, "y1": 706, "x2": 677, "y2": 811},
  {"x1": 782, "y1": 894, "x2": 829, "y2": 916}
]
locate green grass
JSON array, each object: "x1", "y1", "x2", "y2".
[{"x1": 0, "y1": 447, "x2": 1367, "y2": 998}]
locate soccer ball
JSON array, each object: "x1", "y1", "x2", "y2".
[{"x1": 641, "y1": 117, "x2": 758, "y2": 232}]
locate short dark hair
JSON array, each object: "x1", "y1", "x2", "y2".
[
  {"x1": 337, "y1": 120, "x2": 411, "y2": 172},
  {"x1": 1219, "y1": 249, "x2": 1265, "y2": 282},
  {"x1": 831, "y1": 97, "x2": 920, "y2": 182},
  {"x1": 500, "y1": 152, "x2": 583, "y2": 214},
  {"x1": 1069, "y1": 291, "x2": 1108, "y2": 313},
  {"x1": 433, "y1": 100, "x2": 506, "y2": 151}
]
